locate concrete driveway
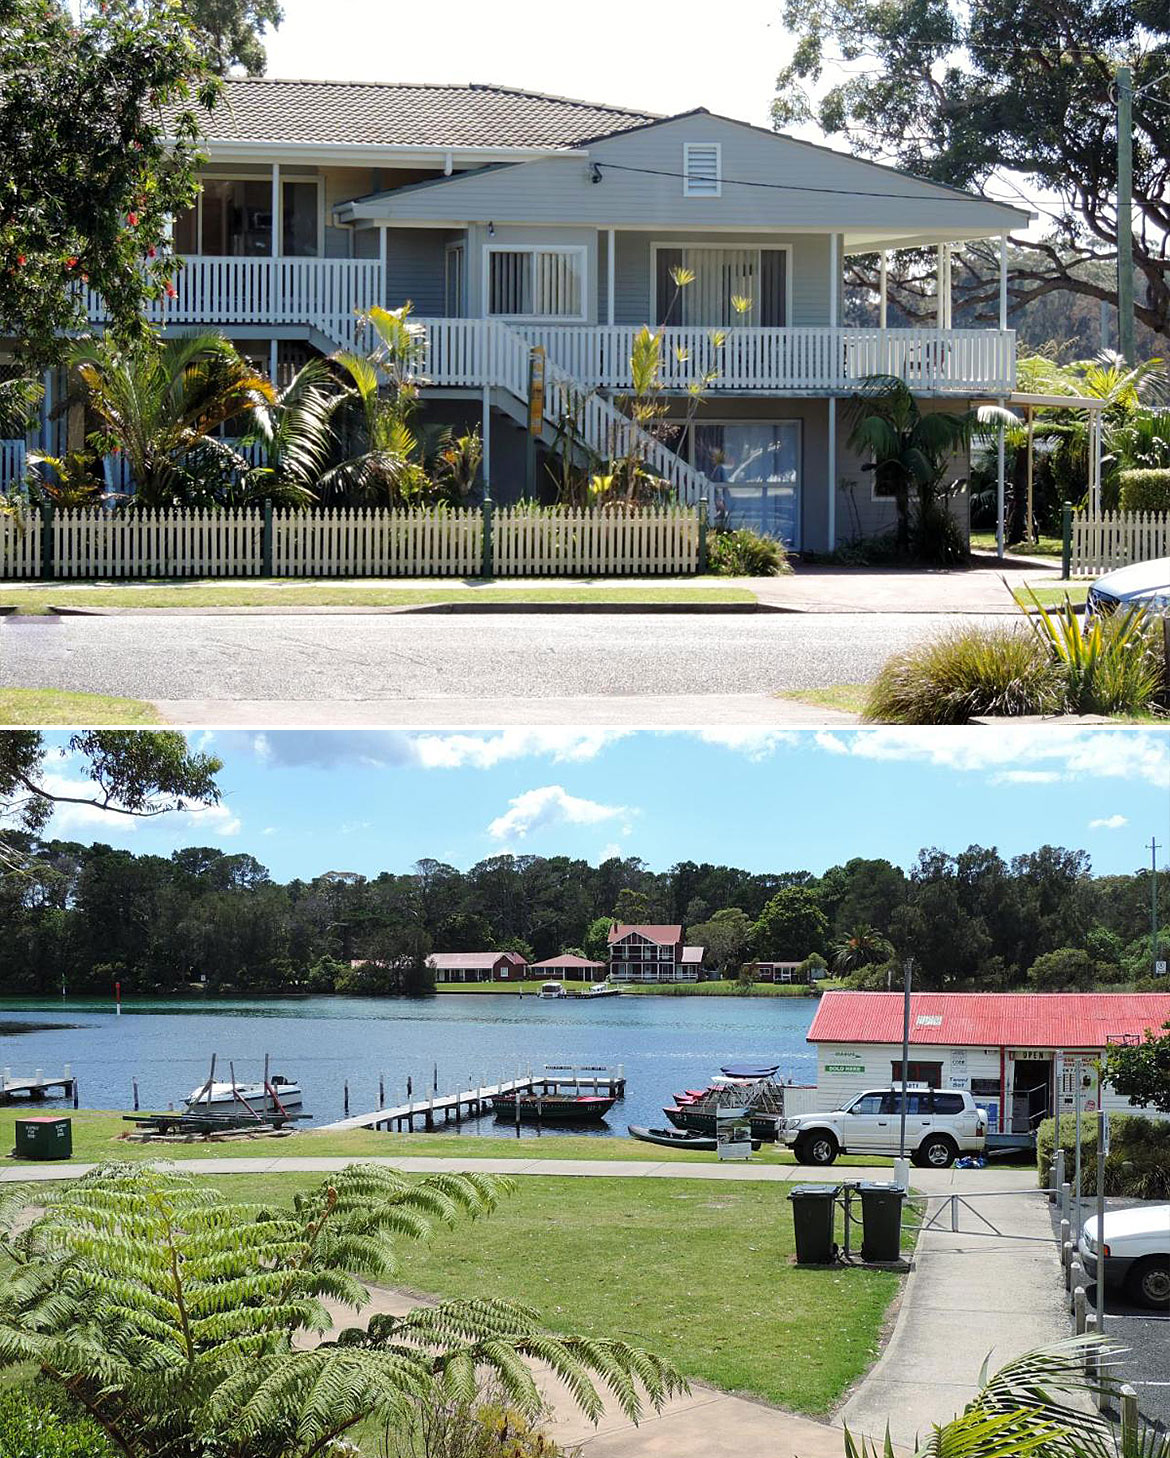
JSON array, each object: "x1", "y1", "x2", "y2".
[{"x1": 751, "y1": 563, "x2": 1061, "y2": 615}]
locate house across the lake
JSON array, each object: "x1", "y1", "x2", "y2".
[
  {"x1": 807, "y1": 991, "x2": 1170, "y2": 1146},
  {"x1": 531, "y1": 954, "x2": 608, "y2": 982},
  {"x1": 747, "y1": 959, "x2": 828, "y2": 985},
  {"x1": 607, "y1": 924, "x2": 706, "y2": 983},
  {"x1": 2, "y1": 75, "x2": 1043, "y2": 549},
  {"x1": 426, "y1": 950, "x2": 529, "y2": 984}
]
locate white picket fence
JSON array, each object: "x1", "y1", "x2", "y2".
[
  {"x1": 273, "y1": 507, "x2": 482, "y2": 577},
  {"x1": 494, "y1": 506, "x2": 698, "y2": 576},
  {"x1": 0, "y1": 507, "x2": 41, "y2": 580},
  {"x1": 1070, "y1": 511, "x2": 1170, "y2": 576},
  {"x1": 1, "y1": 505, "x2": 703, "y2": 579}
]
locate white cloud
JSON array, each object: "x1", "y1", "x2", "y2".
[
  {"x1": 813, "y1": 728, "x2": 1170, "y2": 788},
  {"x1": 487, "y1": 785, "x2": 631, "y2": 841},
  {"x1": 1089, "y1": 814, "x2": 1129, "y2": 830},
  {"x1": 598, "y1": 842, "x2": 624, "y2": 862},
  {"x1": 991, "y1": 770, "x2": 1061, "y2": 785},
  {"x1": 692, "y1": 730, "x2": 802, "y2": 761},
  {"x1": 249, "y1": 729, "x2": 628, "y2": 770}
]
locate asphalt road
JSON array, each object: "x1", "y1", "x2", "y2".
[{"x1": 0, "y1": 610, "x2": 1006, "y2": 723}]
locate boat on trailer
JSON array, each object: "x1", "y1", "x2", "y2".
[
  {"x1": 185, "y1": 1075, "x2": 302, "y2": 1113},
  {"x1": 664, "y1": 1067, "x2": 787, "y2": 1140},
  {"x1": 490, "y1": 1092, "x2": 616, "y2": 1122}
]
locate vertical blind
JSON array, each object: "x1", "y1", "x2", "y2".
[
  {"x1": 655, "y1": 247, "x2": 787, "y2": 327},
  {"x1": 488, "y1": 249, "x2": 583, "y2": 318}
]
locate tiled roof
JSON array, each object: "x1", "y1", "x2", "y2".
[
  {"x1": 607, "y1": 924, "x2": 682, "y2": 945},
  {"x1": 808, "y1": 991, "x2": 1170, "y2": 1049},
  {"x1": 182, "y1": 78, "x2": 657, "y2": 149}
]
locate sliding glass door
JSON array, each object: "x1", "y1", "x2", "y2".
[{"x1": 655, "y1": 246, "x2": 788, "y2": 327}]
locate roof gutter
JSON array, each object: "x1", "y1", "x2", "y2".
[{"x1": 185, "y1": 139, "x2": 587, "y2": 167}]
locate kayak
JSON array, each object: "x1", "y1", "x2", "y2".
[{"x1": 628, "y1": 1125, "x2": 718, "y2": 1151}]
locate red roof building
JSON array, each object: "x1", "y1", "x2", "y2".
[
  {"x1": 607, "y1": 924, "x2": 706, "y2": 983},
  {"x1": 531, "y1": 954, "x2": 608, "y2": 982},
  {"x1": 809, "y1": 991, "x2": 1170, "y2": 1049}
]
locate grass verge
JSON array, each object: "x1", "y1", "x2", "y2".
[
  {"x1": 1011, "y1": 582, "x2": 1091, "y2": 610},
  {"x1": 622, "y1": 979, "x2": 815, "y2": 997},
  {"x1": 2, "y1": 582, "x2": 756, "y2": 614},
  {"x1": 3, "y1": 1110, "x2": 877, "y2": 1168},
  {"x1": 776, "y1": 684, "x2": 868, "y2": 715},
  {"x1": 0, "y1": 688, "x2": 162, "y2": 724}
]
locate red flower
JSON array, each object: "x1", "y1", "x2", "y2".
[
  {"x1": 165, "y1": 281, "x2": 177, "y2": 299},
  {"x1": 15, "y1": 254, "x2": 25, "y2": 267},
  {"x1": 147, "y1": 246, "x2": 157, "y2": 259},
  {"x1": 127, "y1": 211, "x2": 139, "y2": 227},
  {"x1": 65, "y1": 256, "x2": 78, "y2": 270}
]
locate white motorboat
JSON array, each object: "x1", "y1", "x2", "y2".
[
  {"x1": 185, "y1": 1075, "x2": 302, "y2": 1112},
  {"x1": 539, "y1": 981, "x2": 567, "y2": 998}
]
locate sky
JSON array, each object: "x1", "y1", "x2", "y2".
[{"x1": 26, "y1": 728, "x2": 1170, "y2": 882}]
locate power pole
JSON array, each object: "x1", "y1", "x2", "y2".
[
  {"x1": 1151, "y1": 837, "x2": 1162, "y2": 978},
  {"x1": 1116, "y1": 65, "x2": 1135, "y2": 365}
]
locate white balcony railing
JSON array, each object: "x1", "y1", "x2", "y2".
[
  {"x1": 512, "y1": 324, "x2": 1016, "y2": 395},
  {"x1": 85, "y1": 257, "x2": 385, "y2": 348}
]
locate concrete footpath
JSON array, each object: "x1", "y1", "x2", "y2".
[{"x1": 840, "y1": 1174, "x2": 1070, "y2": 1447}]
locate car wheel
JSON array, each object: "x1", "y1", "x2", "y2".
[
  {"x1": 798, "y1": 1132, "x2": 838, "y2": 1166},
  {"x1": 1126, "y1": 1256, "x2": 1170, "y2": 1310},
  {"x1": 918, "y1": 1135, "x2": 957, "y2": 1169}
]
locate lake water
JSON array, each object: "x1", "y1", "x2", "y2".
[{"x1": 0, "y1": 993, "x2": 818, "y2": 1138}]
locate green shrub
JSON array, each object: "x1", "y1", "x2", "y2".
[
  {"x1": 1027, "y1": 596, "x2": 1165, "y2": 717},
  {"x1": 1118, "y1": 466, "x2": 1170, "y2": 511},
  {"x1": 1037, "y1": 1111, "x2": 1170, "y2": 1199},
  {"x1": 0, "y1": 1390, "x2": 113, "y2": 1458},
  {"x1": 707, "y1": 527, "x2": 789, "y2": 576},
  {"x1": 863, "y1": 625, "x2": 1062, "y2": 724}
]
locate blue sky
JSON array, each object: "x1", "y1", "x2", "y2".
[{"x1": 28, "y1": 728, "x2": 1170, "y2": 881}]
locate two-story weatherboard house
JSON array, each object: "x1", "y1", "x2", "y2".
[
  {"x1": 608, "y1": 924, "x2": 706, "y2": 983},
  {"x1": 3, "y1": 79, "x2": 1033, "y2": 550}
]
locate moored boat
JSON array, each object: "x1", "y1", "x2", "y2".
[
  {"x1": 628, "y1": 1125, "x2": 718, "y2": 1151},
  {"x1": 490, "y1": 1092, "x2": 616, "y2": 1121}
]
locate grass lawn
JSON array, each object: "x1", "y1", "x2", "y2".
[
  {"x1": 0, "y1": 688, "x2": 162, "y2": 724},
  {"x1": 623, "y1": 980, "x2": 815, "y2": 997},
  {"x1": 2, "y1": 582, "x2": 757, "y2": 614},
  {"x1": 434, "y1": 979, "x2": 599, "y2": 994},
  {"x1": 4, "y1": 1110, "x2": 880, "y2": 1169},
  {"x1": 1011, "y1": 581, "x2": 1091, "y2": 609},
  {"x1": 971, "y1": 531, "x2": 1064, "y2": 559},
  {"x1": 169, "y1": 1170, "x2": 911, "y2": 1414}
]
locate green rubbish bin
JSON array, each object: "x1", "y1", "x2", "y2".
[
  {"x1": 788, "y1": 1183, "x2": 840, "y2": 1264},
  {"x1": 14, "y1": 1116, "x2": 72, "y2": 1161},
  {"x1": 858, "y1": 1181, "x2": 905, "y2": 1262}
]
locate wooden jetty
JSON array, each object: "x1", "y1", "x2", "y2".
[
  {"x1": 0, "y1": 1066, "x2": 76, "y2": 1103},
  {"x1": 322, "y1": 1065, "x2": 625, "y2": 1134}
]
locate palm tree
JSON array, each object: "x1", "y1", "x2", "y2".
[
  {"x1": 323, "y1": 304, "x2": 431, "y2": 504},
  {"x1": 847, "y1": 376, "x2": 1016, "y2": 561},
  {"x1": 71, "y1": 332, "x2": 275, "y2": 508},
  {"x1": 832, "y1": 924, "x2": 892, "y2": 975},
  {"x1": 241, "y1": 355, "x2": 344, "y2": 509}
]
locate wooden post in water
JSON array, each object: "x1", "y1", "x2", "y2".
[
  {"x1": 379, "y1": 1071, "x2": 385, "y2": 1107},
  {"x1": 73, "y1": 1077, "x2": 79, "y2": 1109},
  {"x1": 343, "y1": 1080, "x2": 349, "y2": 1116},
  {"x1": 433, "y1": 1063, "x2": 438, "y2": 1093},
  {"x1": 132, "y1": 1078, "x2": 139, "y2": 1112}
]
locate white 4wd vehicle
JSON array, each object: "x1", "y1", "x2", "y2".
[
  {"x1": 780, "y1": 1086, "x2": 988, "y2": 1168},
  {"x1": 1079, "y1": 1203, "x2": 1170, "y2": 1310}
]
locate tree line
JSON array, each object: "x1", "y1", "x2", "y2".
[{"x1": 0, "y1": 837, "x2": 1164, "y2": 997}]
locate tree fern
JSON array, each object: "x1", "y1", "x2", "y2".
[{"x1": 0, "y1": 1163, "x2": 684, "y2": 1458}]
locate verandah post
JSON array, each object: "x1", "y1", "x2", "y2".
[
  {"x1": 1061, "y1": 500, "x2": 1072, "y2": 580},
  {"x1": 262, "y1": 499, "x2": 274, "y2": 577},
  {"x1": 481, "y1": 492, "x2": 494, "y2": 578},
  {"x1": 697, "y1": 496, "x2": 708, "y2": 575},
  {"x1": 40, "y1": 503, "x2": 54, "y2": 580}
]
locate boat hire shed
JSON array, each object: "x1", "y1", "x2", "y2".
[{"x1": 807, "y1": 992, "x2": 1170, "y2": 1142}]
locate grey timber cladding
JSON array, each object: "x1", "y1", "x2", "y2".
[{"x1": 354, "y1": 114, "x2": 1027, "y2": 234}]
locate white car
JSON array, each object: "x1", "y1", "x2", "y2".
[
  {"x1": 1087, "y1": 558, "x2": 1170, "y2": 616},
  {"x1": 780, "y1": 1085, "x2": 987, "y2": 1169},
  {"x1": 1079, "y1": 1203, "x2": 1170, "y2": 1310}
]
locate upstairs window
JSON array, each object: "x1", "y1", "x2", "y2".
[
  {"x1": 487, "y1": 246, "x2": 586, "y2": 320},
  {"x1": 683, "y1": 143, "x2": 722, "y2": 197}
]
